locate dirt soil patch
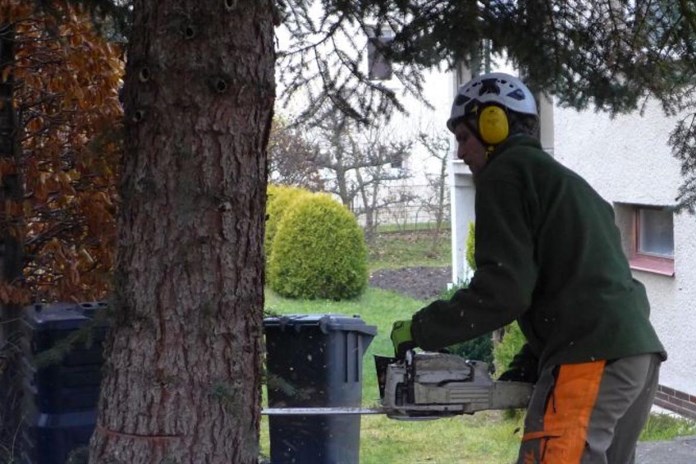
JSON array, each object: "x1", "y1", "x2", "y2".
[{"x1": 369, "y1": 266, "x2": 452, "y2": 300}]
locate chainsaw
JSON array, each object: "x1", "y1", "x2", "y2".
[{"x1": 263, "y1": 350, "x2": 533, "y2": 419}]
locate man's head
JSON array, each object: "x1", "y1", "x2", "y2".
[
  {"x1": 453, "y1": 121, "x2": 488, "y2": 175},
  {"x1": 447, "y1": 73, "x2": 539, "y2": 168}
]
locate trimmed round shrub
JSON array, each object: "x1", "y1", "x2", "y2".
[
  {"x1": 269, "y1": 193, "x2": 368, "y2": 300},
  {"x1": 265, "y1": 185, "x2": 311, "y2": 271}
]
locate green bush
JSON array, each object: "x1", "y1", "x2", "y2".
[
  {"x1": 265, "y1": 185, "x2": 311, "y2": 276},
  {"x1": 466, "y1": 221, "x2": 476, "y2": 271},
  {"x1": 268, "y1": 193, "x2": 368, "y2": 300},
  {"x1": 266, "y1": 184, "x2": 311, "y2": 252},
  {"x1": 493, "y1": 322, "x2": 526, "y2": 376},
  {"x1": 447, "y1": 334, "x2": 494, "y2": 366}
]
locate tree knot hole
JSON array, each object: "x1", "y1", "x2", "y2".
[
  {"x1": 224, "y1": 0, "x2": 238, "y2": 11},
  {"x1": 213, "y1": 78, "x2": 228, "y2": 94},
  {"x1": 132, "y1": 109, "x2": 145, "y2": 123},
  {"x1": 138, "y1": 67, "x2": 150, "y2": 83},
  {"x1": 183, "y1": 24, "x2": 197, "y2": 40}
]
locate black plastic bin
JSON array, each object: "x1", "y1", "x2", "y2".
[
  {"x1": 20, "y1": 409, "x2": 97, "y2": 464},
  {"x1": 264, "y1": 314, "x2": 377, "y2": 464},
  {"x1": 20, "y1": 302, "x2": 109, "y2": 464}
]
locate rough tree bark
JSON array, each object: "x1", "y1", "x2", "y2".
[{"x1": 88, "y1": 1, "x2": 275, "y2": 462}]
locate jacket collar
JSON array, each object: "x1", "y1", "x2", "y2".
[{"x1": 486, "y1": 134, "x2": 542, "y2": 165}]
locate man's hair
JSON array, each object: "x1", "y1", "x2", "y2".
[{"x1": 508, "y1": 111, "x2": 540, "y2": 139}]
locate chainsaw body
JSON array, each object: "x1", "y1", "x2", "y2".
[{"x1": 377, "y1": 351, "x2": 533, "y2": 419}]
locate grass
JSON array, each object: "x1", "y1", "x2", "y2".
[
  {"x1": 360, "y1": 412, "x2": 522, "y2": 463},
  {"x1": 640, "y1": 412, "x2": 696, "y2": 441},
  {"x1": 376, "y1": 222, "x2": 451, "y2": 234},
  {"x1": 367, "y1": 230, "x2": 451, "y2": 270},
  {"x1": 261, "y1": 229, "x2": 696, "y2": 463}
]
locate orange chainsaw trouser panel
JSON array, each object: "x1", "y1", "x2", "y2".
[{"x1": 516, "y1": 354, "x2": 660, "y2": 464}]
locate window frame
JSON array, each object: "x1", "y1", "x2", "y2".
[
  {"x1": 366, "y1": 25, "x2": 394, "y2": 81},
  {"x1": 628, "y1": 205, "x2": 675, "y2": 277}
]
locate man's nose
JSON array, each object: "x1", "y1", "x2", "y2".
[{"x1": 457, "y1": 145, "x2": 466, "y2": 159}]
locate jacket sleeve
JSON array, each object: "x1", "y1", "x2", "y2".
[{"x1": 411, "y1": 177, "x2": 538, "y2": 351}]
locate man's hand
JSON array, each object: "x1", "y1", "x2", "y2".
[{"x1": 390, "y1": 320, "x2": 417, "y2": 358}]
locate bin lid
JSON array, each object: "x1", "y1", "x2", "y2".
[
  {"x1": 23, "y1": 302, "x2": 109, "y2": 331},
  {"x1": 264, "y1": 314, "x2": 377, "y2": 336}
]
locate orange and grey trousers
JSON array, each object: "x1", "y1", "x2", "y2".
[{"x1": 516, "y1": 353, "x2": 661, "y2": 464}]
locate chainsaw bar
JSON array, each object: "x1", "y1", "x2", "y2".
[{"x1": 262, "y1": 407, "x2": 385, "y2": 416}]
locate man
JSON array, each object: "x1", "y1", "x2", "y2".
[{"x1": 390, "y1": 72, "x2": 666, "y2": 463}]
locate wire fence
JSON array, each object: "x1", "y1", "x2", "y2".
[{"x1": 352, "y1": 183, "x2": 451, "y2": 233}]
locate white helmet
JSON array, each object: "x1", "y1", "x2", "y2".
[{"x1": 447, "y1": 72, "x2": 537, "y2": 133}]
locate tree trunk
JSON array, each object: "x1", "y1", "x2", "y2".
[
  {"x1": 355, "y1": 168, "x2": 375, "y2": 242},
  {"x1": 430, "y1": 152, "x2": 449, "y2": 254},
  {"x1": 88, "y1": 1, "x2": 275, "y2": 462}
]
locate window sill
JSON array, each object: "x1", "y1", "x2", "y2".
[{"x1": 629, "y1": 255, "x2": 675, "y2": 277}]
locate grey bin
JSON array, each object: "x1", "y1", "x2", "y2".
[{"x1": 264, "y1": 314, "x2": 377, "y2": 464}]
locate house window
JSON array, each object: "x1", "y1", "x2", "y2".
[
  {"x1": 366, "y1": 26, "x2": 393, "y2": 81},
  {"x1": 630, "y1": 206, "x2": 674, "y2": 276},
  {"x1": 389, "y1": 152, "x2": 403, "y2": 169}
]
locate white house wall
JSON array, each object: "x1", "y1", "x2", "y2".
[
  {"x1": 671, "y1": 212, "x2": 696, "y2": 395},
  {"x1": 378, "y1": 67, "x2": 455, "y2": 191},
  {"x1": 552, "y1": 101, "x2": 682, "y2": 204},
  {"x1": 553, "y1": 101, "x2": 696, "y2": 406}
]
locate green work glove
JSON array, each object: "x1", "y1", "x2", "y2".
[{"x1": 390, "y1": 320, "x2": 417, "y2": 358}]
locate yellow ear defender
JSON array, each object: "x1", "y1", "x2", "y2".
[{"x1": 478, "y1": 105, "x2": 509, "y2": 145}]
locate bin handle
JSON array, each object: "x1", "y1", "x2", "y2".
[
  {"x1": 320, "y1": 317, "x2": 378, "y2": 337},
  {"x1": 270, "y1": 315, "x2": 378, "y2": 337}
]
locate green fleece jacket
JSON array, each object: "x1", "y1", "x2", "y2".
[{"x1": 411, "y1": 135, "x2": 666, "y2": 373}]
